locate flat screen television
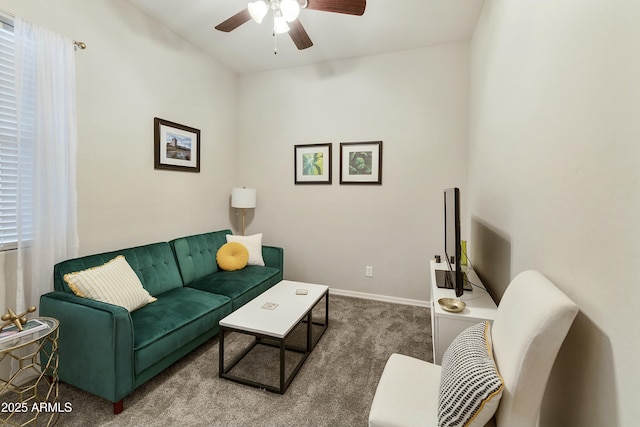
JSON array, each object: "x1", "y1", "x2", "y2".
[
  {"x1": 435, "y1": 188, "x2": 473, "y2": 295},
  {"x1": 440, "y1": 187, "x2": 475, "y2": 298},
  {"x1": 444, "y1": 188, "x2": 463, "y2": 297}
]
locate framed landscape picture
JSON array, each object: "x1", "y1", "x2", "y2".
[
  {"x1": 154, "y1": 117, "x2": 201, "y2": 172},
  {"x1": 294, "y1": 143, "x2": 332, "y2": 184},
  {"x1": 340, "y1": 141, "x2": 383, "y2": 185}
]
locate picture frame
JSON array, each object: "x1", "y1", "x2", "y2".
[
  {"x1": 154, "y1": 117, "x2": 201, "y2": 172},
  {"x1": 294, "y1": 143, "x2": 332, "y2": 184},
  {"x1": 340, "y1": 141, "x2": 383, "y2": 185}
]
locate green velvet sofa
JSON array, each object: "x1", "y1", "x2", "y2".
[{"x1": 39, "y1": 229, "x2": 283, "y2": 414}]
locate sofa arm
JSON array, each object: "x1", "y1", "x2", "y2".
[
  {"x1": 262, "y1": 245, "x2": 283, "y2": 272},
  {"x1": 40, "y1": 292, "x2": 135, "y2": 403}
]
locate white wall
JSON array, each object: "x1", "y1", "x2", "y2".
[
  {"x1": 237, "y1": 44, "x2": 469, "y2": 302},
  {"x1": 0, "y1": 0, "x2": 237, "y2": 318},
  {"x1": 470, "y1": 1, "x2": 640, "y2": 425},
  {"x1": 0, "y1": 0, "x2": 237, "y2": 257}
]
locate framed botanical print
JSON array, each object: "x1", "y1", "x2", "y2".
[
  {"x1": 154, "y1": 117, "x2": 200, "y2": 172},
  {"x1": 294, "y1": 143, "x2": 332, "y2": 184},
  {"x1": 340, "y1": 141, "x2": 382, "y2": 185}
]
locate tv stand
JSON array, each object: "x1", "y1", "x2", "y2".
[
  {"x1": 429, "y1": 260, "x2": 498, "y2": 364},
  {"x1": 434, "y1": 270, "x2": 473, "y2": 291}
]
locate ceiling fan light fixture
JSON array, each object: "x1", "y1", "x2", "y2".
[
  {"x1": 216, "y1": 0, "x2": 366, "y2": 51},
  {"x1": 248, "y1": 1, "x2": 268, "y2": 24},
  {"x1": 280, "y1": 0, "x2": 301, "y2": 22},
  {"x1": 273, "y1": 11, "x2": 290, "y2": 34}
]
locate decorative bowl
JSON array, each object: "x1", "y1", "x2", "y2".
[{"x1": 438, "y1": 298, "x2": 466, "y2": 313}]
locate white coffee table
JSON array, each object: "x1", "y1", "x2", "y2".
[{"x1": 218, "y1": 280, "x2": 329, "y2": 393}]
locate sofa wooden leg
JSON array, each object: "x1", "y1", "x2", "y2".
[{"x1": 113, "y1": 400, "x2": 123, "y2": 414}]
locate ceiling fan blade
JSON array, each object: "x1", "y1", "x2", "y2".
[
  {"x1": 215, "y1": 8, "x2": 251, "y2": 32},
  {"x1": 304, "y1": 0, "x2": 366, "y2": 16},
  {"x1": 288, "y1": 19, "x2": 313, "y2": 50}
]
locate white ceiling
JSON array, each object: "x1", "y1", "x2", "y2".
[{"x1": 125, "y1": 0, "x2": 485, "y2": 74}]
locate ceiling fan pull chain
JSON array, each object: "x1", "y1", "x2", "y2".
[
  {"x1": 273, "y1": 31, "x2": 278, "y2": 54},
  {"x1": 272, "y1": 4, "x2": 278, "y2": 55}
]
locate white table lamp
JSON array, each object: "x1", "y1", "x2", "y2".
[{"x1": 231, "y1": 187, "x2": 256, "y2": 235}]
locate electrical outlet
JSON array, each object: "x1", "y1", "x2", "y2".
[{"x1": 365, "y1": 266, "x2": 373, "y2": 277}]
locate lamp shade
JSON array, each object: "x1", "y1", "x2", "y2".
[
  {"x1": 248, "y1": 1, "x2": 268, "y2": 24},
  {"x1": 273, "y1": 12, "x2": 290, "y2": 34},
  {"x1": 231, "y1": 188, "x2": 256, "y2": 209},
  {"x1": 280, "y1": 0, "x2": 301, "y2": 22}
]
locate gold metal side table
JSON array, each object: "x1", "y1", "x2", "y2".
[{"x1": 0, "y1": 317, "x2": 59, "y2": 427}]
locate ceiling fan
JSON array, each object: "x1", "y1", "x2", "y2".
[{"x1": 215, "y1": 0, "x2": 366, "y2": 52}]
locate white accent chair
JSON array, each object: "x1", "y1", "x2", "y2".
[{"x1": 368, "y1": 270, "x2": 579, "y2": 427}]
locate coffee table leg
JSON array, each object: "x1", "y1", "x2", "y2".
[
  {"x1": 219, "y1": 328, "x2": 225, "y2": 377},
  {"x1": 325, "y1": 292, "x2": 329, "y2": 327},
  {"x1": 306, "y1": 311, "x2": 313, "y2": 352},
  {"x1": 279, "y1": 338, "x2": 286, "y2": 393}
]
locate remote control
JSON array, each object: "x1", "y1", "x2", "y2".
[{"x1": 296, "y1": 289, "x2": 308, "y2": 295}]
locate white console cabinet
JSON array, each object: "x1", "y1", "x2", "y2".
[{"x1": 430, "y1": 260, "x2": 498, "y2": 364}]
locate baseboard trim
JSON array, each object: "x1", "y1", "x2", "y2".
[{"x1": 329, "y1": 288, "x2": 429, "y2": 307}]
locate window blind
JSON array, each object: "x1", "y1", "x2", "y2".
[{"x1": 0, "y1": 21, "x2": 32, "y2": 250}]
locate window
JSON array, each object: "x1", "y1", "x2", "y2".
[{"x1": 0, "y1": 17, "x2": 32, "y2": 250}]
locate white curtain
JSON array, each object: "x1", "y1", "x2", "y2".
[{"x1": 14, "y1": 17, "x2": 78, "y2": 313}]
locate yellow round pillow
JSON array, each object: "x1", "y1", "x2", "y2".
[{"x1": 216, "y1": 242, "x2": 249, "y2": 271}]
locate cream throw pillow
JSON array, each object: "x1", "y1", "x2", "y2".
[
  {"x1": 64, "y1": 255, "x2": 156, "y2": 312},
  {"x1": 226, "y1": 233, "x2": 265, "y2": 266},
  {"x1": 438, "y1": 321, "x2": 503, "y2": 427}
]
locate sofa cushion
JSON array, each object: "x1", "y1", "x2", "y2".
[
  {"x1": 170, "y1": 230, "x2": 231, "y2": 285},
  {"x1": 438, "y1": 321, "x2": 503, "y2": 427},
  {"x1": 131, "y1": 287, "x2": 232, "y2": 375},
  {"x1": 64, "y1": 255, "x2": 156, "y2": 312},
  {"x1": 226, "y1": 233, "x2": 265, "y2": 266},
  {"x1": 54, "y1": 242, "x2": 184, "y2": 296},
  {"x1": 216, "y1": 242, "x2": 249, "y2": 271},
  {"x1": 186, "y1": 265, "x2": 281, "y2": 310}
]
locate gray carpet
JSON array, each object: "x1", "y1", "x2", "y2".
[{"x1": 53, "y1": 295, "x2": 431, "y2": 427}]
